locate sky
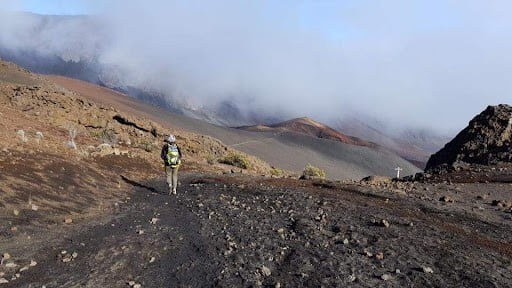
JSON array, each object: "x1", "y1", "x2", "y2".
[
  {"x1": 1, "y1": 0, "x2": 511, "y2": 134},
  {"x1": 5, "y1": 0, "x2": 93, "y2": 15}
]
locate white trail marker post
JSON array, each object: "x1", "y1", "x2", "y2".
[{"x1": 395, "y1": 167, "x2": 403, "y2": 178}]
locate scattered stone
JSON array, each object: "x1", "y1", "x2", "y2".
[
  {"x1": 72, "y1": 252, "x2": 78, "y2": 258},
  {"x1": 137, "y1": 230, "x2": 144, "y2": 235},
  {"x1": 261, "y1": 265, "x2": 272, "y2": 277},
  {"x1": 380, "y1": 219, "x2": 390, "y2": 228},
  {"x1": 0, "y1": 278, "x2": 8, "y2": 284},
  {"x1": 492, "y1": 200, "x2": 512, "y2": 208},
  {"x1": 5, "y1": 262, "x2": 17, "y2": 268},
  {"x1": 149, "y1": 257, "x2": 156, "y2": 263},
  {"x1": 361, "y1": 175, "x2": 393, "y2": 185},
  {"x1": 31, "y1": 204, "x2": 39, "y2": 211},
  {"x1": 2, "y1": 253, "x2": 11, "y2": 261},
  {"x1": 19, "y1": 266, "x2": 29, "y2": 272},
  {"x1": 375, "y1": 252, "x2": 384, "y2": 260},
  {"x1": 64, "y1": 218, "x2": 73, "y2": 224},
  {"x1": 422, "y1": 266, "x2": 434, "y2": 273},
  {"x1": 150, "y1": 218, "x2": 159, "y2": 224},
  {"x1": 29, "y1": 260, "x2": 37, "y2": 267},
  {"x1": 62, "y1": 255, "x2": 72, "y2": 263},
  {"x1": 439, "y1": 196, "x2": 453, "y2": 203},
  {"x1": 381, "y1": 274, "x2": 393, "y2": 281},
  {"x1": 13, "y1": 209, "x2": 19, "y2": 216},
  {"x1": 133, "y1": 284, "x2": 142, "y2": 288},
  {"x1": 128, "y1": 280, "x2": 136, "y2": 286}
]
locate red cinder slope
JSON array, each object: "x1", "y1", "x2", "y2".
[{"x1": 239, "y1": 117, "x2": 374, "y2": 147}]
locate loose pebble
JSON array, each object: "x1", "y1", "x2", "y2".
[{"x1": 422, "y1": 266, "x2": 434, "y2": 274}]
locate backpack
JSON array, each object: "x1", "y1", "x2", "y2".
[{"x1": 167, "y1": 144, "x2": 180, "y2": 167}]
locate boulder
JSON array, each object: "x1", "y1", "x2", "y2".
[{"x1": 360, "y1": 175, "x2": 393, "y2": 185}]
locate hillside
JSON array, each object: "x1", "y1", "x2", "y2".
[
  {"x1": 46, "y1": 75, "x2": 420, "y2": 179},
  {"x1": 426, "y1": 104, "x2": 512, "y2": 172},
  {"x1": 333, "y1": 117, "x2": 449, "y2": 169},
  {"x1": 238, "y1": 117, "x2": 373, "y2": 147},
  {"x1": 0, "y1": 58, "x2": 275, "y2": 223}
]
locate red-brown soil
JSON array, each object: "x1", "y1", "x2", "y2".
[{"x1": 239, "y1": 117, "x2": 374, "y2": 147}]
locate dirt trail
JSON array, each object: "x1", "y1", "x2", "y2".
[{"x1": 7, "y1": 174, "x2": 220, "y2": 287}]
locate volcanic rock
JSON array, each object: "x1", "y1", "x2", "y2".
[{"x1": 426, "y1": 104, "x2": 512, "y2": 172}]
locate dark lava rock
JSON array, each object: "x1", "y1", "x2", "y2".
[{"x1": 426, "y1": 104, "x2": 512, "y2": 173}]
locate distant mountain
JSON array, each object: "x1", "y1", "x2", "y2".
[
  {"x1": 238, "y1": 117, "x2": 373, "y2": 147},
  {"x1": 332, "y1": 117, "x2": 450, "y2": 169}
]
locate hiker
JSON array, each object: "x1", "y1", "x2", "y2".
[{"x1": 161, "y1": 134, "x2": 182, "y2": 195}]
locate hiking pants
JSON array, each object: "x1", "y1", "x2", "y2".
[{"x1": 165, "y1": 166, "x2": 179, "y2": 191}]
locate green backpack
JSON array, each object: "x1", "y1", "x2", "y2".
[{"x1": 167, "y1": 144, "x2": 180, "y2": 167}]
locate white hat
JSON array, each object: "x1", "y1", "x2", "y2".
[{"x1": 167, "y1": 134, "x2": 176, "y2": 143}]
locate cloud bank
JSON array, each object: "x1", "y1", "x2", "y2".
[{"x1": 1, "y1": 0, "x2": 511, "y2": 132}]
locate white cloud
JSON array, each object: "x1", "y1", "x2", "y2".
[{"x1": 1, "y1": 0, "x2": 511, "y2": 132}]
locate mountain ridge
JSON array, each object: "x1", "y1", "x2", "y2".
[{"x1": 237, "y1": 117, "x2": 374, "y2": 147}]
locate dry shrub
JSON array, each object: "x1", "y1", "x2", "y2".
[
  {"x1": 302, "y1": 164, "x2": 326, "y2": 179},
  {"x1": 219, "y1": 153, "x2": 251, "y2": 169},
  {"x1": 270, "y1": 166, "x2": 283, "y2": 176}
]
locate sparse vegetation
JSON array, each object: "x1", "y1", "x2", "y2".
[
  {"x1": 140, "y1": 140, "x2": 154, "y2": 152},
  {"x1": 302, "y1": 164, "x2": 326, "y2": 179},
  {"x1": 35, "y1": 131, "x2": 43, "y2": 144},
  {"x1": 270, "y1": 166, "x2": 283, "y2": 176},
  {"x1": 219, "y1": 153, "x2": 251, "y2": 169},
  {"x1": 67, "y1": 127, "x2": 77, "y2": 149},
  {"x1": 100, "y1": 125, "x2": 117, "y2": 145},
  {"x1": 17, "y1": 129, "x2": 28, "y2": 143},
  {"x1": 206, "y1": 154, "x2": 216, "y2": 165}
]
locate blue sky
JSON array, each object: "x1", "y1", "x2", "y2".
[{"x1": 11, "y1": 0, "x2": 95, "y2": 15}]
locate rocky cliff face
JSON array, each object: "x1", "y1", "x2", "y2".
[{"x1": 426, "y1": 104, "x2": 512, "y2": 172}]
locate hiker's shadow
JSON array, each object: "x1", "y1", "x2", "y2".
[{"x1": 120, "y1": 175, "x2": 166, "y2": 195}]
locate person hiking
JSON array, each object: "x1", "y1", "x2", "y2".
[{"x1": 160, "y1": 134, "x2": 182, "y2": 195}]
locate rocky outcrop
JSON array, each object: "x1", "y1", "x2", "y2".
[{"x1": 425, "y1": 104, "x2": 512, "y2": 172}]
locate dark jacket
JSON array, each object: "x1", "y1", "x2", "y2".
[{"x1": 161, "y1": 142, "x2": 182, "y2": 166}]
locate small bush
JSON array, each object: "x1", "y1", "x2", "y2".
[
  {"x1": 140, "y1": 141, "x2": 154, "y2": 152},
  {"x1": 302, "y1": 164, "x2": 326, "y2": 179},
  {"x1": 219, "y1": 153, "x2": 251, "y2": 169},
  {"x1": 67, "y1": 127, "x2": 77, "y2": 149},
  {"x1": 270, "y1": 166, "x2": 283, "y2": 176},
  {"x1": 100, "y1": 128, "x2": 117, "y2": 145},
  {"x1": 206, "y1": 154, "x2": 216, "y2": 165}
]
